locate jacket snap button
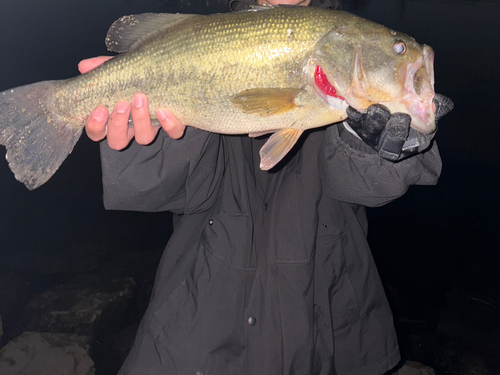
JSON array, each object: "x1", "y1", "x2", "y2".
[
  {"x1": 208, "y1": 219, "x2": 214, "y2": 225},
  {"x1": 248, "y1": 316, "x2": 256, "y2": 326}
]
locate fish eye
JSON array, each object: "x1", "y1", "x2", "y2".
[{"x1": 392, "y1": 40, "x2": 407, "y2": 55}]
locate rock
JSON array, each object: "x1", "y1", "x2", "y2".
[
  {"x1": 391, "y1": 361, "x2": 436, "y2": 375},
  {"x1": 16, "y1": 274, "x2": 136, "y2": 337},
  {"x1": 0, "y1": 331, "x2": 94, "y2": 375}
]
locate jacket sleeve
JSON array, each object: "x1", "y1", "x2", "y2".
[
  {"x1": 319, "y1": 123, "x2": 442, "y2": 207},
  {"x1": 99, "y1": 127, "x2": 224, "y2": 214}
]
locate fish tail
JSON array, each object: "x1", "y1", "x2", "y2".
[{"x1": 0, "y1": 81, "x2": 82, "y2": 190}]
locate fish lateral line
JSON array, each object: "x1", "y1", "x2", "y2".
[{"x1": 314, "y1": 65, "x2": 345, "y2": 101}]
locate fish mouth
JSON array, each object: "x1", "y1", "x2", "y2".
[{"x1": 402, "y1": 45, "x2": 436, "y2": 134}]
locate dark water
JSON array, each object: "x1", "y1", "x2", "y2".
[{"x1": 0, "y1": 0, "x2": 499, "y2": 371}]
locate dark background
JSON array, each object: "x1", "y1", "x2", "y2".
[{"x1": 0, "y1": 0, "x2": 499, "y2": 371}]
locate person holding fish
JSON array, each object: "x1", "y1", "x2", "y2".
[{"x1": 68, "y1": 0, "x2": 451, "y2": 374}]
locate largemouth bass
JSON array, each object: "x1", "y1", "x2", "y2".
[{"x1": 0, "y1": 6, "x2": 436, "y2": 190}]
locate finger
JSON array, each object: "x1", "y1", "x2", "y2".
[
  {"x1": 85, "y1": 106, "x2": 109, "y2": 142},
  {"x1": 346, "y1": 106, "x2": 364, "y2": 122},
  {"x1": 131, "y1": 93, "x2": 158, "y2": 145},
  {"x1": 365, "y1": 104, "x2": 391, "y2": 135},
  {"x1": 156, "y1": 107, "x2": 186, "y2": 139},
  {"x1": 378, "y1": 113, "x2": 411, "y2": 161},
  {"x1": 107, "y1": 101, "x2": 133, "y2": 150},
  {"x1": 433, "y1": 93, "x2": 454, "y2": 121},
  {"x1": 78, "y1": 56, "x2": 114, "y2": 74}
]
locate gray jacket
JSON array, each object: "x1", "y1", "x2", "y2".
[{"x1": 100, "y1": 123, "x2": 441, "y2": 375}]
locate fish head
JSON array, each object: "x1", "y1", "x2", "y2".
[{"x1": 314, "y1": 16, "x2": 436, "y2": 134}]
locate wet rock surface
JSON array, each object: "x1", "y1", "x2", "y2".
[
  {"x1": 14, "y1": 274, "x2": 136, "y2": 337},
  {"x1": 0, "y1": 332, "x2": 94, "y2": 375},
  {"x1": 0, "y1": 244, "x2": 163, "y2": 375}
]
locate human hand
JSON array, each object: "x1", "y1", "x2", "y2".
[
  {"x1": 344, "y1": 94, "x2": 453, "y2": 161},
  {"x1": 79, "y1": 56, "x2": 186, "y2": 150}
]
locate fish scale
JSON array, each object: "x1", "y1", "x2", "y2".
[
  {"x1": 53, "y1": 7, "x2": 337, "y2": 133},
  {"x1": 0, "y1": 6, "x2": 436, "y2": 189}
]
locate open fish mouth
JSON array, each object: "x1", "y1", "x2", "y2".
[{"x1": 403, "y1": 45, "x2": 436, "y2": 134}]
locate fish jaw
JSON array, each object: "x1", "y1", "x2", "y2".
[
  {"x1": 342, "y1": 46, "x2": 436, "y2": 134},
  {"x1": 400, "y1": 45, "x2": 436, "y2": 134}
]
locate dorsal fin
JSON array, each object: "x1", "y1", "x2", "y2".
[{"x1": 105, "y1": 13, "x2": 198, "y2": 53}]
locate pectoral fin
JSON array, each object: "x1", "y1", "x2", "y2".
[
  {"x1": 231, "y1": 88, "x2": 303, "y2": 117},
  {"x1": 259, "y1": 128, "x2": 303, "y2": 170}
]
